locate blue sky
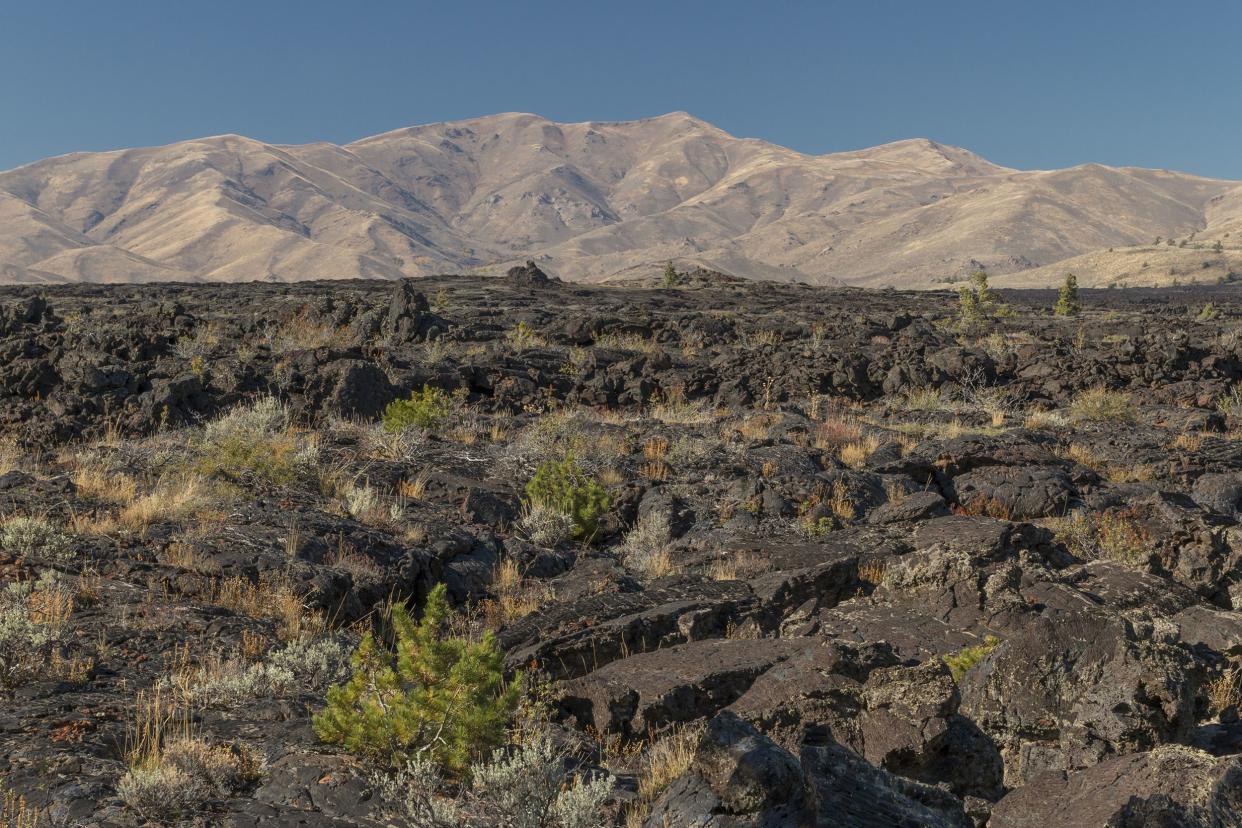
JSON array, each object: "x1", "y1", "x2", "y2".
[{"x1": 2, "y1": 0, "x2": 1239, "y2": 177}]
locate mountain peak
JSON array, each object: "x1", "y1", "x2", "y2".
[{"x1": 1, "y1": 113, "x2": 1237, "y2": 288}]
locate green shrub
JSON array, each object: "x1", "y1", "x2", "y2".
[
  {"x1": 942, "y1": 636, "x2": 1000, "y2": 681},
  {"x1": 524, "y1": 454, "x2": 610, "y2": 540},
  {"x1": 313, "y1": 584, "x2": 519, "y2": 775},
  {"x1": 1053, "y1": 273, "x2": 1081, "y2": 316},
  {"x1": 383, "y1": 385, "x2": 453, "y2": 432}
]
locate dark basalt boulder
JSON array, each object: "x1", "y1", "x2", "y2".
[
  {"x1": 382, "y1": 280, "x2": 449, "y2": 343},
  {"x1": 959, "y1": 608, "x2": 1201, "y2": 787},
  {"x1": 860, "y1": 660, "x2": 1004, "y2": 800},
  {"x1": 506, "y1": 259, "x2": 558, "y2": 287},
  {"x1": 644, "y1": 712, "x2": 809, "y2": 827},
  {"x1": 558, "y1": 638, "x2": 804, "y2": 737},
  {"x1": 989, "y1": 746, "x2": 1242, "y2": 828},
  {"x1": 1192, "y1": 472, "x2": 1242, "y2": 518},
  {"x1": 947, "y1": 464, "x2": 1075, "y2": 518},
  {"x1": 645, "y1": 711, "x2": 972, "y2": 827}
]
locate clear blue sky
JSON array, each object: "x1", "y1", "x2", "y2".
[{"x1": 2, "y1": 0, "x2": 1239, "y2": 177}]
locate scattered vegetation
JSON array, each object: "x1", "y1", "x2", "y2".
[
  {"x1": 624, "y1": 724, "x2": 702, "y2": 828},
  {"x1": 954, "y1": 271, "x2": 1008, "y2": 333},
  {"x1": 0, "y1": 517, "x2": 71, "y2": 561},
  {"x1": 118, "y1": 737, "x2": 265, "y2": 822},
  {"x1": 621, "y1": 511, "x2": 673, "y2": 579},
  {"x1": 1053, "y1": 508, "x2": 1151, "y2": 567},
  {"x1": 0, "y1": 572, "x2": 76, "y2": 690},
  {"x1": 1218, "y1": 383, "x2": 1242, "y2": 417}
]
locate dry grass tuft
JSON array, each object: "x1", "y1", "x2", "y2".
[
  {"x1": 1207, "y1": 667, "x2": 1242, "y2": 718},
  {"x1": 839, "y1": 435, "x2": 881, "y2": 469},
  {"x1": 1070, "y1": 387, "x2": 1137, "y2": 423},
  {"x1": 482, "y1": 559, "x2": 552, "y2": 629},
  {"x1": 210, "y1": 576, "x2": 320, "y2": 642},
  {"x1": 624, "y1": 724, "x2": 703, "y2": 828}
]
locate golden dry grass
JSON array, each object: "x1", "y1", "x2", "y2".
[
  {"x1": 839, "y1": 435, "x2": 881, "y2": 469},
  {"x1": 210, "y1": 576, "x2": 320, "y2": 642},
  {"x1": 624, "y1": 724, "x2": 704, "y2": 828}
]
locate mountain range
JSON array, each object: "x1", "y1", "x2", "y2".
[{"x1": 2, "y1": 111, "x2": 1240, "y2": 287}]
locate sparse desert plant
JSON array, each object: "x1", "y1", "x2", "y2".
[
  {"x1": 470, "y1": 733, "x2": 613, "y2": 828},
  {"x1": 314, "y1": 583, "x2": 520, "y2": 774},
  {"x1": 524, "y1": 454, "x2": 610, "y2": 540},
  {"x1": 268, "y1": 307, "x2": 354, "y2": 353},
  {"x1": 621, "y1": 511, "x2": 673, "y2": 579},
  {"x1": 1207, "y1": 667, "x2": 1242, "y2": 718},
  {"x1": 197, "y1": 396, "x2": 319, "y2": 486},
  {"x1": 942, "y1": 636, "x2": 1000, "y2": 682},
  {"x1": 0, "y1": 517, "x2": 71, "y2": 561},
  {"x1": 118, "y1": 737, "x2": 265, "y2": 822},
  {"x1": 839, "y1": 435, "x2": 881, "y2": 469},
  {"x1": 901, "y1": 387, "x2": 947, "y2": 412},
  {"x1": 1023, "y1": 409, "x2": 1069, "y2": 430},
  {"x1": 1171, "y1": 433, "x2": 1203, "y2": 452},
  {"x1": 650, "y1": 389, "x2": 715, "y2": 425},
  {"x1": 383, "y1": 385, "x2": 454, "y2": 433},
  {"x1": 483, "y1": 559, "x2": 550, "y2": 628},
  {"x1": 377, "y1": 733, "x2": 612, "y2": 828},
  {"x1": 1, "y1": 787, "x2": 47, "y2": 828},
  {"x1": 166, "y1": 635, "x2": 354, "y2": 708},
  {"x1": 519, "y1": 504, "x2": 577, "y2": 548},
  {"x1": 1218, "y1": 384, "x2": 1242, "y2": 417},
  {"x1": 1054, "y1": 508, "x2": 1151, "y2": 567},
  {"x1": 1070, "y1": 387, "x2": 1136, "y2": 423},
  {"x1": 210, "y1": 574, "x2": 320, "y2": 642},
  {"x1": 506, "y1": 321, "x2": 548, "y2": 350},
  {"x1": 0, "y1": 571, "x2": 75, "y2": 689}
]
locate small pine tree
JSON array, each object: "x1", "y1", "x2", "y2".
[
  {"x1": 971, "y1": 271, "x2": 1001, "y2": 315},
  {"x1": 957, "y1": 284, "x2": 983, "y2": 330},
  {"x1": 382, "y1": 385, "x2": 454, "y2": 432},
  {"x1": 313, "y1": 583, "x2": 519, "y2": 775},
  {"x1": 1054, "y1": 273, "x2": 1081, "y2": 316},
  {"x1": 525, "y1": 454, "x2": 610, "y2": 540},
  {"x1": 662, "y1": 262, "x2": 679, "y2": 288}
]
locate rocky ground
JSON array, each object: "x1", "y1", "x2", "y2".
[{"x1": 2, "y1": 265, "x2": 1242, "y2": 827}]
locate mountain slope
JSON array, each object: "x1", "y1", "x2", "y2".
[{"x1": 1, "y1": 112, "x2": 1238, "y2": 286}]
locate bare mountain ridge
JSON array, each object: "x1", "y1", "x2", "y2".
[{"x1": 1, "y1": 111, "x2": 1239, "y2": 286}]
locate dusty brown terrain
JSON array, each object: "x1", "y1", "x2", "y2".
[{"x1": 2, "y1": 113, "x2": 1240, "y2": 288}]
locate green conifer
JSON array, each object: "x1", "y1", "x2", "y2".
[
  {"x1": 313, "y1": 583, "x2": 519, "y2": 775},
  {"x1": 1054, "y1": 273, "x2": 1081, "y2": 316}
]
